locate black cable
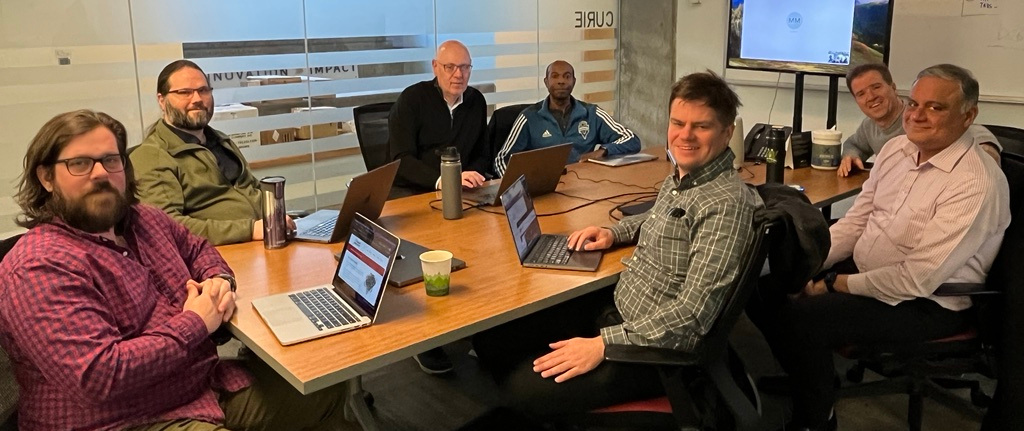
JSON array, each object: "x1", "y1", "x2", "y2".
[{"x1": 563, "y1": 169, "x2": 662, "y2": 190}]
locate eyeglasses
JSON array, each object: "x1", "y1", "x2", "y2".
[
  {"x1": 440, "y1": 63, "x2": 473, "y2": 74},
  {"x1": 54, "y1": 154, "x2": 126, "y2": 176},
  {"x1": 166, "y1": 86, "x2": 213, "y2": 98}
]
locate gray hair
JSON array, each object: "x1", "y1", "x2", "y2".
[{"x1": 916, "y1": 64, "x2": 979, "y2": 114}]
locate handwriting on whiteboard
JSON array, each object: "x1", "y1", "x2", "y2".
[
  {"x1": 989, "y1": 23, "x2": 1024, "y2": 50},
  {"x1": 963, "y1": 0, "x2": 999, "y2": 16}
]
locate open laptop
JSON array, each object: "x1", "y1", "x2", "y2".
[
  {"x1": 293, "y1": 160, "x2": 400, "y2": 243},
  {"x1": 463, "y1": 143, "x2": 573, "y2": 206},
  {"x1": 587, "y1": 152, "x2": 659, "y2": 167},
  {"x1": 499, "y1": 174, "x2": 602, "y2": 271},
  {"x1": 252, "y1": 213, "x2": 400, "y2": 345}
]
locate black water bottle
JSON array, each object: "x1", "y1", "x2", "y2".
[{"x1": 765, "y1": 128, "x2": 786, "y2": 184}]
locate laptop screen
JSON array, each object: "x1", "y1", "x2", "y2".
[
  {"x1": 333, "y1": 213, "x2": 399, "y2": 314},
  {"x1": 499, "y1": 175, "x2": 542, "y2": 262}
]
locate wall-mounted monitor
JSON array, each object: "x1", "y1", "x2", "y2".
[{"x1": 726, "y1": 0, "x2": 895, "y2": 76}]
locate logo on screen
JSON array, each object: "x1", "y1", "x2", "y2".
[{"x1": 787, "y1": 12, "x2": 802, "y2": 30}]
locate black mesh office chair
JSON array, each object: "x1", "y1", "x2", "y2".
[
  {"x1": 573, "y1": 217, "x2": 775, "y2": 431},
  {"x1": 353, "y1": 102, "x2": 394, "y2": 172},
  {"x1": 0, "y1": 234, "x2": 23, "y2": 431},
  {"x1": 838, "y1": 152, "x2": 1024, "y2": 431},
  {"x1": 982, "y1": 124, "x2": 1024, "y2": 158},
  {"x1": 485, "y1": 103, "x2": 532, "y2": 177}
]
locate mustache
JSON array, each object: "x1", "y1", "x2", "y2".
[{"x1": 88, "y1": 181, "x2": 119, "y2": 196}]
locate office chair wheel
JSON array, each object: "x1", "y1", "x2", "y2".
[
  {"x1": 846, "y1": 364, "x2": 865, "y2": 383},
  {"x1": 364, "y1": 392, "x2": 375, "y2": 408}
]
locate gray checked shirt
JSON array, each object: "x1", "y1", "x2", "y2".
[{"x1": 599, "y1": 150, "x2": 762, "y2": 351}]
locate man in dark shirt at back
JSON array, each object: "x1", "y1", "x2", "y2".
[{"x1": 388, "y1": 40, "x2": 490, "y2": 195}]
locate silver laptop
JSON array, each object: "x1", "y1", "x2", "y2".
[
  {"x1": 499, "y1": 175, "x2": 602, "y2": 271},
  {"x1": 252, "y1": 213, "x2": 400, "y2": 345},
  {"x1": 464, "y1": 143, "x2": 573, "y2": 206},
  {"x1": 293, "y1": 160, "x2": 400, "y2": 243},
  {"x1": 587, "y1": 152, "x2": 659, "y2": 167}
]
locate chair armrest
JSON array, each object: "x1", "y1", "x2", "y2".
[
  {"x1": 935, "y1": 282, "x2": 999, "y2": 296},
  {"x1": 604, "y1": 344, "x2": 700, "y2": 367}
]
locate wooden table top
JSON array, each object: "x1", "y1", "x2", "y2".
[{"x1": 219, "y1": 150, "x2": 868, "y2": 393}]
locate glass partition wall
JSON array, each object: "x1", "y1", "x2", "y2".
[{"x1": 0, "y1": 0, "x2": 620, "y2": 234}]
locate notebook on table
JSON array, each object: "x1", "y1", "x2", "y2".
[
  {"x1": 463, "y1": 144, "x2": 573, "y2": 206},
  {"x1": 293, "y1": 160, "x2": 400, "y2": 243},
  {"x1": 586, "y1": 152, "x2": 659, "y2": 167},
  {"x1": 499, "y1": 174, "x2": 602, "y2": 271},
  {"x1": 252, "y1": 213, "x2": 400, "y2": 345}
]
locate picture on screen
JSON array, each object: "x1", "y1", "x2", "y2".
[{"x1": 727, "y1": 0, "x2": 893, "y2": 76}]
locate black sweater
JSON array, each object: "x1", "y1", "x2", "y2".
[{"x1": 388, "y1": 79, "x2": 488, "y2": 191}]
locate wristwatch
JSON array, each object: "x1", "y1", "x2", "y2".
[
  {"x1": 215, "y1": 274, "x2": 237, "y2": 292},
  {"x1": 824, "y1": 271, "x2": 838, "y2": 293}
]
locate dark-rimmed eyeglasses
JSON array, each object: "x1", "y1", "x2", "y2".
[
  {"x1": 440, "y1": 63, "x2": 473, "y2": 74},
  {"x1": 54, "y1": 154, "x2": 126, "y2": 176},
  {"x1": 166, "y1": 86, "x2": 213, "y2": 98}
]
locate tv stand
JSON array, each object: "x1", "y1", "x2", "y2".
[{"x1": 791, "y1": 73, "x2": 841, "y2": 134}]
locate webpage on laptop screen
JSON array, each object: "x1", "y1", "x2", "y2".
[{"x1": 338, "y1": 235, "x2": 388, "y2": 306}]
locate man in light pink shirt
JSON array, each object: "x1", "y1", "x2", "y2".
[{"x1": 750, "y1": 64, "x2": 1011, "y2": 431}]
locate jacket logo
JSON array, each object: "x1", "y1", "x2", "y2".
[
  {"x1": 578, "y1": 121, "x2": 590, "y2": 140},
  {"x1": 542, "y1": 130, "x2": 552, "y2": 138}
]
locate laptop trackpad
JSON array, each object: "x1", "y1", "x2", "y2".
[{"x1": 570, "y1": 250, "x2": 602, "y2": 268}]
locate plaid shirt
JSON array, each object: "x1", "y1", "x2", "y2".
[
  {"x1": 600, "y1": 150, "x2": 761, "y2": 351},
  {"x1": 0, "y1": 204, "x2": 252, "y2": 431}
]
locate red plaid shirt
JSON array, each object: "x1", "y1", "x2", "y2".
[{"x1": 0, "y1": 204, "x2": 252, "y2": 431}]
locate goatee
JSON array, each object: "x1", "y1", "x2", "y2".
[{"x1": 47, "y1": 181, "x2": 129, "y2": 233}]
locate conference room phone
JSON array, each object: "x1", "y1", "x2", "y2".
[{"x1": 744, "y1": 123, "x2": 793, "y2": 162}]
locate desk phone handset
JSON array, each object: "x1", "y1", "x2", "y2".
[{"x1": 744, "y1": 123, "x2": 793, "y2": 162}]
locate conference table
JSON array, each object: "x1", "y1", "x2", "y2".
[{"x1": 217, "y1": 151, "x2": 868, "y2": 429}]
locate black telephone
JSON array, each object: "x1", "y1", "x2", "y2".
[{"x1": 744, "y1": 123, "x2": 793, "y2": 162}]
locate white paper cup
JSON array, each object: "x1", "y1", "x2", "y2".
[{"x1": 420, "y1": 250, "x2": 453, "y2": 296}]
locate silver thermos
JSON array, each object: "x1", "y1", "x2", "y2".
[
  {"x1": 440, "y1": 147, "x2": 463, "y2": 220},
  {"x1": 260, "y1": 176, "x2": 288, "y2": 249}
]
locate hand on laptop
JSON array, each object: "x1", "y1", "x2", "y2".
[
  {"x1": 567, "y1": 226, "x2": 613, "y2": 251},
  {"x1": 461, "y1": 171, "x2": 486, "y2": 188}
]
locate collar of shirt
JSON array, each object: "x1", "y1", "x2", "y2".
[
  {"x1": 671, "y1": 149, "x2": 736, "y2": 191},
  {"x1": 897, "y1": 130, "x2": 976, "y2": 173},
  {"x1": 48, "y1": 207, "x2": 139, "y2": 250},
  {"x1": 164, "y1": 120, "x2": 220, "y2": 149},
  {"x1": 432, "y1": 79, "x2": 464, "y2": 115}
]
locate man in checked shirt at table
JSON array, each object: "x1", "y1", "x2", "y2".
[
  {"x1": 0, "y1": 110, "x2": 355, "y2": 431},
  {"x1": 473, "y1": 71, "x2": 763, "y2": 418}
]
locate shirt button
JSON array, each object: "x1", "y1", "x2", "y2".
[
  {"x1": 632, "y1": 256, "x2": 638, "y2": 261},
  {"x1": 650, "y1": 214, "x2": 655, "y2": 219},
  {"x1": 122, "y1": 251, "x2": 128, "y2": 257},
  {"x1": 671, "y1": 190, "x2": 678, "y2": 196}
]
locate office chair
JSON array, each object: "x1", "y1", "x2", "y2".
[
  {"x1": 0, "y1": 234, "x2": 23, "y2": 431},
  {"x1": 837, "y1": 151, "x2": 1024, "y2": 431},
  {"x1": 352, "y1": 102, "x2": 394, "y2": 172},
  {"x1": 982, "y1": 124, "x2": 1024, "y2": 158},
  {"x1": 485, "y1": 103, "x2": 532, "y2": 177},
  {"x1": 572, "y1": 217, "x2": 775, "y2": 431}
]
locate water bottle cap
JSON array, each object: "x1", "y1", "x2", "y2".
[{"x1": 440, "y1": 146, "x2": 460, "y2": 162}]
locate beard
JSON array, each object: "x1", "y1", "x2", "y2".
[
  {"x1": 166, "y1": 101, "x2": 213, "y2": 131},
  {"x1": 47, "y1": 181, "x2": 129, "y2": 233}
]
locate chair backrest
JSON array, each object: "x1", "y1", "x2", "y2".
[
  {"x1": 0, "y1": 234, "x2": 23, "y2": 428},
  {"x1": 700, "y1": 218, "x2": 774, "y2": 358},
  {"x1": 983, "y1": 124, "x2": 1024, "y2": 158},
  {"x1": 353, "y1": 102, "x2": 394, "y2": 171},
  {"x1": 486, "y1": 103, "x2": 532, "y2": 176}
]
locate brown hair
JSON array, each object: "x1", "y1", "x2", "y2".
[
  {"x1": 156, "y1": 59, "x2": 207, "y2": 95},
  {"x1": 845, "y1": 63, "x2": 894, "y2": 93},
  {"x1": 669, "y1": 70, "x2": 742, "y2": 126},
  {"x1": 15, "y1": 110, "x2": 137, "y2": 228}
]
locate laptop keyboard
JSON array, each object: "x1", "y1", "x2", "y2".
[
  {"x1": 301, "y1": 219, "x2": 335, "y2": 238},
  {"x1": 289, "y1": 288, "x2": 360, "y2": 331},
  {"x1": 528, "y1": 235, "x2": 572, "y2": 265}
]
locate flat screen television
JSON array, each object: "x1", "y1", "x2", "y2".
[{"x1": 727, "y1": 0, "x2": 895, "y2": 76}]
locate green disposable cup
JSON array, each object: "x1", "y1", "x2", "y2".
[{"x1": 420, "y1": 250, "x2": 453, "y2": 296}]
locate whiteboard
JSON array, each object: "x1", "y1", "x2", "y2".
[{"x1": 889, "y1": 0, "x2": 1024, "y2": 103}]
